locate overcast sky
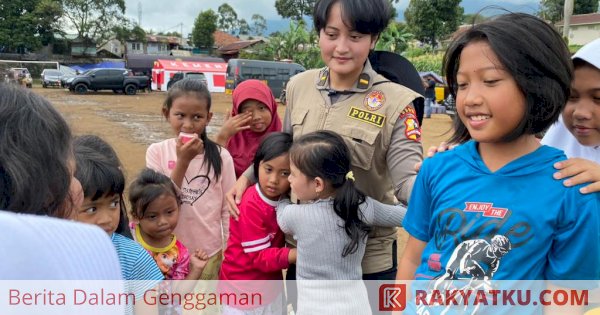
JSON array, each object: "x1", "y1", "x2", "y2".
[{"x1": 124, "y1": 0, "x2": 538, "y2": 37}]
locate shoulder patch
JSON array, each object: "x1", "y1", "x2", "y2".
[
  {"x1": 400, "y1": 107, "x2": 421, "y2": 142},
  {"x1": 348, "y1": 107, "x2": 386, "y2": 128},
  {"x1": 364, "y1": 90, "x2": 386, "y2": 111}
]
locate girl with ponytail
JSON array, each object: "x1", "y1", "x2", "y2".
[{"x1": 277, "y1": 130, "x2": 407, "y2": 314}]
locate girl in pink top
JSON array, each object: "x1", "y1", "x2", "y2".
[
  {"x1": 146, "y1": 78, "x2": 236, "y2": 279},
  {"x1": 215, "y1": 79, "x2": 283, "y2": 178}
]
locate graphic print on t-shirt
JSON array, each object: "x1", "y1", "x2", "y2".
[
  {"x1": 182, "y1": 175, "x2": 211, "y2": 205},
  {"x1": 428, "y1": 201, "x2": 532, "y2": 282}
]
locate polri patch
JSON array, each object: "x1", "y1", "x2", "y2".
[
  {"x1": 348, "y1": 107, "x2": 385, "y2": 128},
  {"x1": 364, "y1": 90, "x2": 385, "y2": 111}
]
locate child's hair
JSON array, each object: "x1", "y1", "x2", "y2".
[
  {"x1": 444, "y1": 13, "x2": 572, "y2": 144},
  {"x1": 128, "y1": 168, "x2": 181, "y2": 220},
  {"x1": 163, "y1": 78, "x2": 222, "y2": 180},
  {"x1": 73, "y1": 135, "x2": 131, "y2": 237},
  {"x1": 313, "y1": 0, "x2": 392, "y2": 36},
  {"x1": 290, "y1": 130, "x2": 371, "y2": 257},
  {"x1": 0, "y1": 83, "x2": 74, "y2": 218},
  {"x1": 253, "y1": 132, "x2": 293, "y2": 178}
]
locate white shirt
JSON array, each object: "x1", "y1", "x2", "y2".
[
  {"x1": 0, "y1": 211, "x2": 123, "y2": 280},
  {"x1": 542, "y1": 116, "x2": 600, "y2": 163}
]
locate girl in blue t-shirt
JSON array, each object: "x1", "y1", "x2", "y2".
[
  {"x1": 72, "y1": 135, "x2": 164, "y2": 282},
  {"x1": 398, "y1": 12, "x2": 600, "y2": 287}
]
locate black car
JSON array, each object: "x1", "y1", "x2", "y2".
[{"x1": 167, "y1": 72, "x2": 207, "y2": 90}]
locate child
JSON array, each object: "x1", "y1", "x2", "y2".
[
  {"x1": 73, "y1": 135, "x2": 164, "y2": 315},
  {"x1": 215, "y1": 79, "x2": 283, "y2": 178},
  {"x1": 147, "y1": 78, "x2": 236, "y2": 280},
  {"x1": 219, "y1": 132, "x2": 296, "y2": 314},
  {"x1": 0, "y1": 84, "x2": 121, "y2": 281},
  {"x1": 129, "y1": 168, "x2": 209, "y2": 280},
  {"x1": 542, "y1": 38, "x2": 600, "y2": 192},
  {"x1": 277, "y1": 130, "x2": 407, "y2": 314},
  {"x1": 397, "y1": 12, "x2": 600, "y2": 311},
  {"x1": 73, "y1": 135, "x2": 164, "y2": 282},
  {"x1": 227, "y1": 0, "x2": 421, "y2": 286}
]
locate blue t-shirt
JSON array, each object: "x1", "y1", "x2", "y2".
[{"x1": 404, "y1": 141, "x2": 600, "y2": 281}]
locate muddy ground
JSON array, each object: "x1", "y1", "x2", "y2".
[{"x1": 37, "y1": 86, "x2": 454, "y2": 260}]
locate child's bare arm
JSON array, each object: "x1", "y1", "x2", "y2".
[
  {"x1": 553, "y1": 158, "x2": 600, "y2": 194},
  {"x1": 397, "y1": 236, "x2": 427, "y2": 280},
  {"x1": 184, "y1": 249, "x2": 209, "y2": 280}
]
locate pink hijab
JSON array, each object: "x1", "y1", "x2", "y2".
[{"x1": 227, "y1": 80, "x2": 282, "y2": 178}]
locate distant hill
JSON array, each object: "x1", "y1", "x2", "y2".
[{"x1": 265, "y1": 1, "x2": 539, "y2": 34}]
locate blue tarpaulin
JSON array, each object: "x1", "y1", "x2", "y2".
[{"x1": 69, "y1": 61, "x2": 125, "y2": 73}]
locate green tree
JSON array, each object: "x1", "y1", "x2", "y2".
[
  {"x1": 274, "y1": 0, "x2": 316, "y2": 21},
  {"x1": 61, "y1": 0, "x2": 126, "y2": 54},
  {"x1": 218, "y1": 3, "x2": 238, "y2": 34},
  {"x1": 157, "y1": 31, "x2": 181, "y2": 37},
  {"x1": 34, "y1": 0, "x2": 64, "y2": 46},
  {"x1": 539, "y1": 0, "x2": 598, "y2": 23},
  {"x1": 113, "y1": 19, "x2": 146, "y2": 56},
  {"x1": 238, "y1": 19, "x2": 250, "y2": 36},
  {"x1": 375, "y1": 22, "x2": 413, "y2": 54},
  {"x1": 462, "y1": 13, "x2": 488, "y2": 24},
  {"x1": 251, "y1": 14, "x2": 267, "y2": 36},
  {"x1": 192, "y1": 9, "x2": 218, "y2": 52},
  {"x1": 404, "y1": 0, "x2": 463, "y2": 48},
  {"x1": 0, "y1": 0, "x2": 62, "y2": 53}
]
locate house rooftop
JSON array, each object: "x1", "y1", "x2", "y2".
[{"x1": 556, "y1": 13, "x2": 600, "y2": 26}]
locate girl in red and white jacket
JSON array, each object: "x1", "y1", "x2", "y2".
[{"x1": 219, "y1": 132, "x2": 296, "y2": 315}]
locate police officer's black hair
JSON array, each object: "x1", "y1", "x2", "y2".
[
  {"x1": 290, "y1": 130, "x2": 371, "y2": 257},
  {"x1": 253, "y1": 132, "x2": 293, "y2": 182},
  {"x1": 313, "y1": 0, "x2": 392, "y2": 36},
  {"x1": 73, "y1": 135, "x2": 131, "y2": 238},
  {"x1": 444, "y1": 13, "x2": 572, "y2": 144}
]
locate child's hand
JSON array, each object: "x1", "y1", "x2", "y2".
[
  {"x1": 414, "y1": 141, "x2": 457, "y2": 172},
  {"x1": 288, "y1": 248, "x2": 297, "y2": 264},
  {"x1": 176, "y1": 136, "x2": 204, "y2": 162},
  {"x1": 553, "y1": 158, "x2": 600, "y2": 194},
  {"x1": 223, "y1": 111, "x2": 252, "y2": 137},
  {"x1": 189, "y1": 249, "x2": 209, "y2": 274}
]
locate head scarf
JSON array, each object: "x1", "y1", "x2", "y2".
[{"x1": 227, "y1": 80, "x2": 282, "y2": 177}]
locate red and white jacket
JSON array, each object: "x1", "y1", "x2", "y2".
[{"x1": 219, "y1": 184, "x2": 290, "y2": 307}]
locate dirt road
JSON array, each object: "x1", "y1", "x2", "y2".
[{"x1": 38, "y1": 87, "x2": 454, "y2": 258}]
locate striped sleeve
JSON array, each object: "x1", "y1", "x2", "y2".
[{"x1": 239, "y1": 197, "x2": 290, "y2": 272}]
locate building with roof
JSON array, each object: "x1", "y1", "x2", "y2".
[{"x1": 557, "y1": 13, "x2": 600, "y2": 45}]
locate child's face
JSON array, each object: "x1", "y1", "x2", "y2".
[
  {"x1": 138, "y1": 194, "x2": 179, "y2": 242},
  {"x1": 455, "y1": 41, "x2": 527, "y2": 143},
  {"x1": 75, "y1": 194, "x2": 120, "y2": 235},
  {"x1": 318, "y1": 2, "x2": 376, "y2": 82},
  {"x1": 258, "y1": 153, "x2": 291, "y2": 200},
  {"x1": 239, "y1": 99, "x2": 273, "y2": 133},
  {"x1": 288, "y1": 161, "x2": 318, "y2": 201},
  {"x1": 165, "y1": 94, "x2": 212, "y2": 137},
  {"x1": 563, "y1": 64, "x2": 600, "y2": 147}
]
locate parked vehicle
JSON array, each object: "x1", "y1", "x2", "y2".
[
  {"x1": 167, "y1": 72, "x2": 207, "y2": 90},
  {"x1": 7, "y1": 68, "x2": 32, "y2": 88},
  {"x1": 41, "y1": 69, "x2": 64, "y2": 88},
  {"x1": 66, "y1": 68, "x2": 149, "y2": 95},
  {"x1": 443, "y1": 94, "x2": 456, "y2": 118},
  {"x1": 225, "y1": 59, "x2": 305, "y2": 100}
]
